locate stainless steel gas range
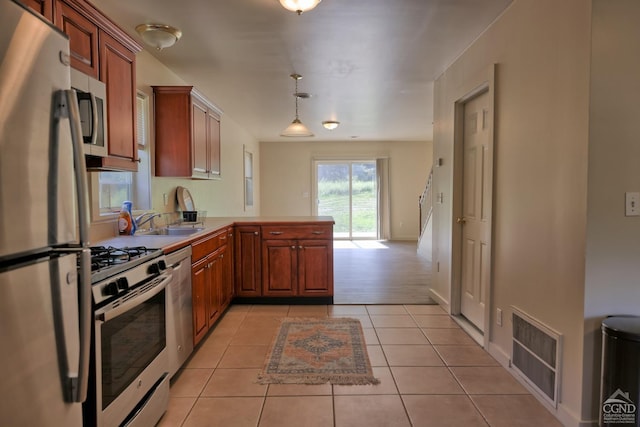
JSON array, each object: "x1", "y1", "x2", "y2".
[{"x1": 85, "y1": 246, "x2": 171, "y2": 427}]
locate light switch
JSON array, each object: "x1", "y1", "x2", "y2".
[{"x1": 625, "y1": 192, "x2": 640, "y2": 216}]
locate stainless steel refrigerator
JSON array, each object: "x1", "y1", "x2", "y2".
[{"x1": 0, "y1": 1, "x2": 92, "y2": 425}]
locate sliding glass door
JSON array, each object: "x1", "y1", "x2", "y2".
[{"x1": 315, "y1": 161, "x2": 377, "y2": 239}]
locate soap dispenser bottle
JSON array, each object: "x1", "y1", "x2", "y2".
[{"x1": 118, "y1": 201, "x2": 135, "y2": 235}]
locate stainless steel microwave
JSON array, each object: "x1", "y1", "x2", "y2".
[{"x1": 71, "y1": 69, "x2": 108, "y2": 157}]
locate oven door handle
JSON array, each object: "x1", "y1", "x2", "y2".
[{"x1": 99, "y1": 273, "x2": 172, "y2": 322}]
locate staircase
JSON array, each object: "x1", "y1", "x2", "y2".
[{"x1": 417, "y1": 169, "x2": 433, "y2": 261}]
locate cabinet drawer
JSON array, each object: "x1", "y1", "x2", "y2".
[
  {"x1": 192, "y1": 229, "x2": 228, "y2": 262},
  {"x1": 261, "y1": 225, "x2": 332, "y2": 240}
]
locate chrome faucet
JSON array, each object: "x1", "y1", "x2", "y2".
[{"x1": 135, "y1": 212, "x2": 162, "y2": 229}]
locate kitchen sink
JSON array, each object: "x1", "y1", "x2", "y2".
[{"x1": 137, "y1": 227, "x2": 205, "y2": 236}]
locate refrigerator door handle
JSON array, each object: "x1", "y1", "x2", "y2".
[
  {"x1": 62, "y1": 89, "x2": 91, "y2": 246},
  {"x1": 53, "y1": 90, "x2": 92, "y2": 403}
]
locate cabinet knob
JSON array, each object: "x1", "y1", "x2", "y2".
[
  {"x1": 299, "y1": 245, "x2": 303, "y2": 249},
  {"x1": 291, "y1": 245, "x2": 296, "y2": 249},
  {"x1": 254, "y1": 231, "x2": 259, "y2": 236}
]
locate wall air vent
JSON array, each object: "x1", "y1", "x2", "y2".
[{"x1": 511, "y1": 307, "x2": 562, "y2": 407}]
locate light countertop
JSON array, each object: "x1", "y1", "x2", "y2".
[{"x1": 95, "y1": 216, "x2": 334, "y2": 253}]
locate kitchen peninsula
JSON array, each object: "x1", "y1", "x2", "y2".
[{"x1": 97, "y1": 216, "x2": 334, "y2": 343}]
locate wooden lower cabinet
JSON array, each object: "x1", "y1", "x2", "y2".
[
  {"x1": 262, "y1": 238, "x2": 333, "y2": 297},
  {"x1": 191, "y1": 229, "x2": 232, "y2": 346},
  {"x1": 191, "y1": 257, "x2": 208, "y2": 344},
  {"x1": 234, "y1": 226, "x2": 262, "y2": 297},
  {"x1": 262, "y1": 240, "x2": 297, "y2": 296},
  {"x1": 221, "y1": 229, "x2": 234, "y2": 307}
]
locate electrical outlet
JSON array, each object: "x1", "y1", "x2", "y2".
[
  {"x1": 496, "y1": 308, "x2": 503, "y2": 327},
  {"x1": 163, "y1": 193, "x2": 168, "y2": 206}
]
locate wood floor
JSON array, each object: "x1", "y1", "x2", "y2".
[{"x1": 333, "y1": 240, "x2": 435, "y2": 305}]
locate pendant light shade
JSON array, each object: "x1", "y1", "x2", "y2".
[
  {"x1": 281, "y1": 118, "x2": 314, "y2": 137},
  {"x1": 279, "y1": 0, "x2": 321, "y2": 15},
  {"x1": 281, "y1": 74, "x2": 314, "y2": 137}
]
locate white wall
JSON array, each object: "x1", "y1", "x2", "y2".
[
  {"x1": 583, "y1": 0, "x2": 640, "y2": 421},
  {"x1": 260, "y1": 140, "x2": 431, "y2": 240},
  {"x1": 432, "y1": 0, "x2": 591, "y2": 424},
  {"x1": 136, "y1": 51, "x2": 261, "y2": 217},
  {"x1": 90, "y1": 51, "x2": 260, "y2": 241}
]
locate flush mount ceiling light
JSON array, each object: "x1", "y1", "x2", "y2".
[
  {"x1": 135, "y1": 24, "x2": 182, "y2": 50},
  {"x1": 281, "y1": 74, "x2": 314, "y2": 137},
  {"x1": 322, "y1": 120, "x2": 340, "y2": 130},
  {"x1": 279, "y1": 0, "x2": 321, "y2": 15}
]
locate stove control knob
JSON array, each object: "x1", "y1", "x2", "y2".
[
  {"x1": 148, "y1": 263, "x2": 160, "y2": 275},
  {"x1": 158, "y1": 260, "x2": 167, "y2": 271},
  {"x1": 104, "y1": 282, "x2": 119, "y2": 296},
  {"x1": 116, "y1": 277, "x2": 129, "y2": 291}
]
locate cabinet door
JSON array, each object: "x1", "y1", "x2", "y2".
[
  {"x1": 298, "y1": 240, "x2": 333, "y2": 296},
  {"x1": 192, "y1": 258, "x2": 208, "y2": 346},
  {"x1": 22, "y1": 0, "x2": 53, "y2": 21},
  {"x1": 262, "y1": 240, "x2": 297, "y2": 296},
  {"x1": 208, "y1": 111, "x2": 221, "y2": 177},
  {"x1": 99, "y1": 31, "x2": 138, "y2": 170},
  {"x1": 153, "y1": 87, "x2": 192, "y2": 176},
  {"x1": 234, "y1": 226, "x2": 261, "y2": 297},
  {"x1": 206, "y1": 253, "x2": 222, "y2": 324},
  {"x1": 54, "y1": 0, "x2": 99, "y2": 78},
  {"x1": 191, "y1": 97, "x2": 208, "y2": 178},
  {"x1": 220, "y1": 231, "x2": 234, "y2": 307}
]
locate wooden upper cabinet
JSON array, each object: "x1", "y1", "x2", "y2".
[
  {"x1": 54, "y1": 0, "x2": 99, "y2": 78},
  {"x1": 208, "y1": 109, "x2": 221, "y2": 177},
  {"x1": 99, "y1": 31, "x2": 137, "y2": 168},
  {"x1": 22, "y1": 0, "x2": 53, "y2": 22},
  {"x1": 153, "y1": 86, "x2": 222, "y2": 179},
  {"x1": 192, "y1": 96, "x2": 209, "y2": 177},
  {"x1": 53, "y1": 0, "x2": 141, "y2": 172}
]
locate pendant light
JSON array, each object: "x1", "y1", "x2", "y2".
[
  {"x1": 279, "y1": 0, "x2": 321, "y2": 15},
  {"x1": 281, "y1": 74, "x2": 314, "y2": 137}
]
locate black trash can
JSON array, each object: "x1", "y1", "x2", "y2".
[{"x1": 601, "y1": 316, "x2": 640, "y2": 426}]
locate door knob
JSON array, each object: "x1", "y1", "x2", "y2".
[{"x1": 456, "y1": 217, "x2": 466, "y2": 224}]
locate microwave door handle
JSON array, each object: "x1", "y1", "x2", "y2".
[
  {"x1": 89, "y1": 93, "x2": 98, "y2": 146},
  {"x1": 53, "y1": 90, "x2": 92, "y2": 403}
]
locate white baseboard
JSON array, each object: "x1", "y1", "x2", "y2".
[{"x1": 428, "y1": 288, "x2": 449, "y2": 311}]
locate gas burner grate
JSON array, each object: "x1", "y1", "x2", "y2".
[{"x1": 88, "y1": 246, "x2": 155, "y2": 271}]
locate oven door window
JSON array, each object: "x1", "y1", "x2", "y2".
[{"x1": 100, "y1": 290, "x2": 165, "y2": 409}]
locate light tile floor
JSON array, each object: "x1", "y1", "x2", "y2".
[{"x1": 158, "y1": 304, "x2": 563, "y2": 427}]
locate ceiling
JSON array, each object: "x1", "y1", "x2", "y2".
[{"x1": 90, "y1": 0, "x2": 513, "y2": 142}]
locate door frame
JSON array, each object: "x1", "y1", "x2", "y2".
[{"x1": 450, "y1": 66, "x2": 496, "y2": 348}]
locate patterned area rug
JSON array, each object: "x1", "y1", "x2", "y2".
[{"x1": 258, "y1": 317, "x2": 380, "y2": 385}]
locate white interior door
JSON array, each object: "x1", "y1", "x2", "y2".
[{"x1": 459, "y1": 91, "x2": 491, "y2": 332}]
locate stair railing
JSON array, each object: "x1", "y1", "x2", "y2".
[{"x1": 418, "y1": 168, "x2": 433, "y2": 238}]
